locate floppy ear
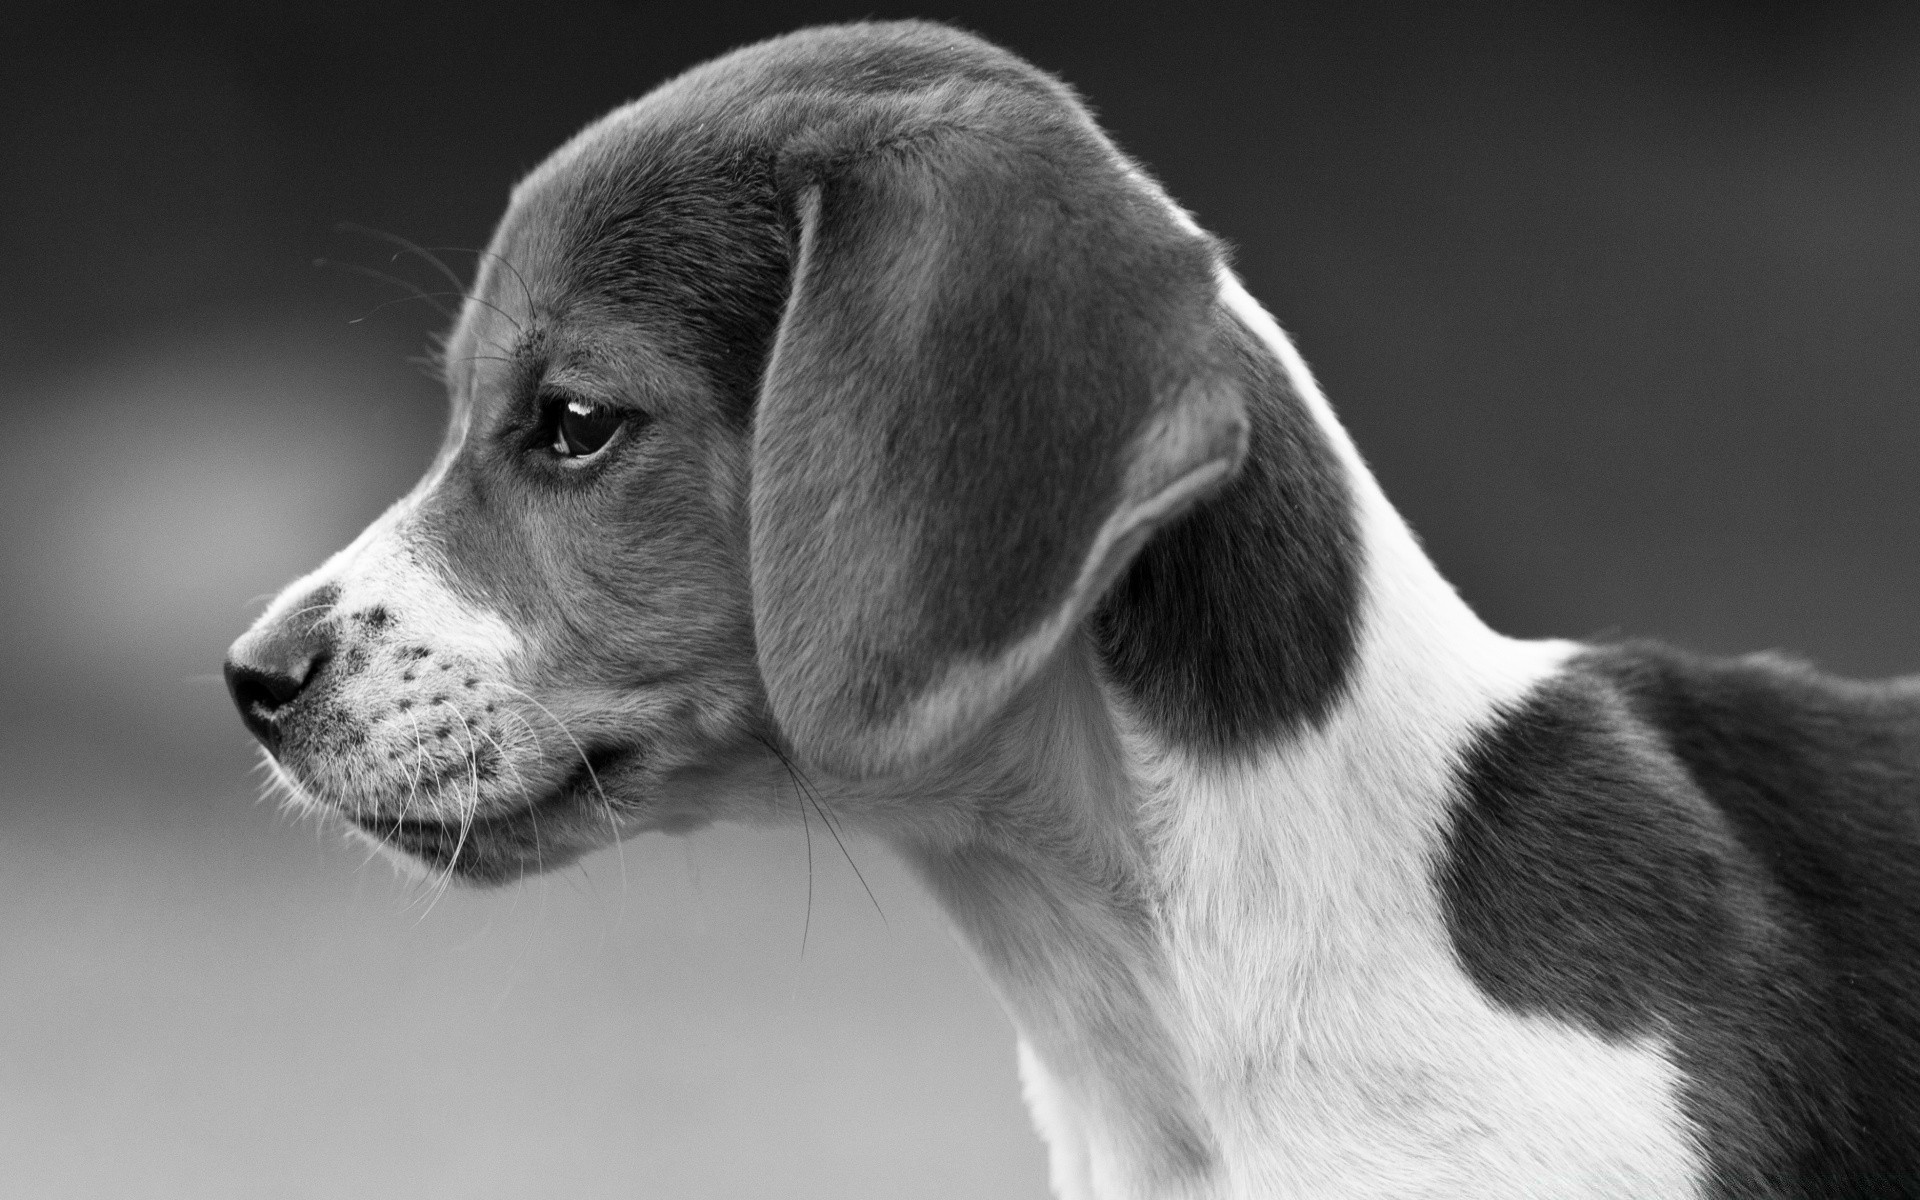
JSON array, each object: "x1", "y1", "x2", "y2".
[{"x1": 751, "y1": 96, "x2": 1247, "y2": 778}]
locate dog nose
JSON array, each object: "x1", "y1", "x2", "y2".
[
  {"x1": 225, "y1": 596, "x2": 336, "y2": 755},
  {"x1": 223, "y1": 660, "x2": 316, "y2": 753}
]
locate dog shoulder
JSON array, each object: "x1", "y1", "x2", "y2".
[{"x1": 1439, "y1": 640, "x2": 1920, "y2": 1191}]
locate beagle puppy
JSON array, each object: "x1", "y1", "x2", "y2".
[{"x1": 225, "y1": 21, "x2": 1920, "y2": 1199}]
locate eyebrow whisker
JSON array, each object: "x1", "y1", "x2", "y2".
[
  {"x1": 314, "y1": 258, "x2": 458, "y2": 321},
  {"x1": 336, "y1": 221, "x2": 470, "y2": 296},
  {"x1": 435, "y1": 245, "x2": 538, "y2": 317}
]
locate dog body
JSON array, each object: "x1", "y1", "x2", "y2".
[{"x1": 226, "y1": 23, "x2": 1920, "y2": 1198}]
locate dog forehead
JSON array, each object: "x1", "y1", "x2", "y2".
[
  {"x1": 498, "y1": 20, "x2": 1079, "y2": 265},
  {"x1": 446, "y1": 21, "x2": 1098, "y2": 420}
]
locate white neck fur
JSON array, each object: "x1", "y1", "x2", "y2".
[{"x1": 893, "y1": 275, "x2": 1701, "y2": 1199}]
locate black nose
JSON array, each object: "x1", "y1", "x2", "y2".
[
  {"x1": 226, "y1": 586, "x2": 339, "y2": 756},
  {"x1": 224, "y1": 659, "x2": 321, "y2": 754}
]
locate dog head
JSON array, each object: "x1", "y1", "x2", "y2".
[{"x1": 225, "y1": 21, "x2": 1248, "y2": 883}]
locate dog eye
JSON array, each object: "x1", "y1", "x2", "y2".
[{"x1": 552, "y1": 396, "x2": 623, "y2": 458}]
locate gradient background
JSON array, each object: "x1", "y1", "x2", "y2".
[{"x1": 2, "y1": 2, "x2": 1916, "y2": 1197}]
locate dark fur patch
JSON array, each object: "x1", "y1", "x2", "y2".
[
  {"x1": 754, "y1": 112, "x2": 1226, "y2": 692},
  {"x1": 745, "y1": 48, "x2": 1234, "y2": 751},
  {"x1": 1092, "y1": 309, "x2": 1361, "y2": 756},
  {"x1": 1440, "y1": 643, "x2": 1920, "y2": 1196}
]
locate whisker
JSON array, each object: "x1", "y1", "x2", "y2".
[
  {"x1": 411, "y1": 700, "x2": 478, "y2": 920},
  {"x1": 470, "y1": 714, "x2": 544, "y2": 876},
  {"x1": 447, "y1": 712, "x2": 487, "y2": 891},
  {"x1": 393, "y1": 707, "x2": 430, "y2": 840},
  {"x1": 270, "y1": 602, "x2": 335, "y2": 625},
  {"x1": 335, "y1": 221, "x2": 469, "y2": 296},
  {"x1": 755, "y1": 735, "x2": 883, "y2": 943},
  {"x1": 351, "y1": 288, "x2": 521, "y2": 330},
  {"x1": 499, "y1": 708, "x2": 546, "y2": 754},
  {"x1": 797, "y1": 780, "x2": 814, "y2": 959},
  {"x1": 492, "y1": 707, "x2": 567, "y2": 887},
  {"x1": 408, "y1": 353, "x2": 447, "y2": 385},
  {"x1": 409, "y1": 330, "x2": 452, "y2": 386},
  {"x1": 498, "y1": 684, "x2": 627, "y2": 895},
  {"x1": 317, "y1": 249, "x2": 527, "y2": 339},
  {"x1": 474, "y1": 721, "x2": 535, "y2": 811},
  {"x1": 433, "y1": 245, "x2": 537, "y2": 316},
  {"x1": 755, "y1": 734, "x2": 816, "y2": 959},
  {"x1": 809, "y1": 793, "x2": 886, "y2": 929},
  {"x1": 771, "y1": 746, "x2": 884, "y2": 929},
  {"x1": 314, "y1": 258, "x2": 456, "y2": 320}
]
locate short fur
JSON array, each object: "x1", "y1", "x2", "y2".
[{"x1": 226, "y1": 21, "x2": 1920, "y2": 1198}]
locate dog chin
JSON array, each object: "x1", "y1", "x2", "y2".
[
  {"x1": 346, "y1": 805, "x2": 605, "y2": 885},
  {"x1": 342, "y1": 772, "x2": 714, "y2": 885}
]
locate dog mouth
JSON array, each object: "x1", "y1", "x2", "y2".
[{"x1": 350, "y1": 748, "x2": 640, "y2": 882}]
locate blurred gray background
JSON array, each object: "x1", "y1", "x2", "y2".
[{"x1": 2, "y1": 2, "x2": 1916, "y2": 1197}]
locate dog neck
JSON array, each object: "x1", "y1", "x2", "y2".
[{"x1": 895, "y1": 277, "x2": 1574, "y2": 1197}]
